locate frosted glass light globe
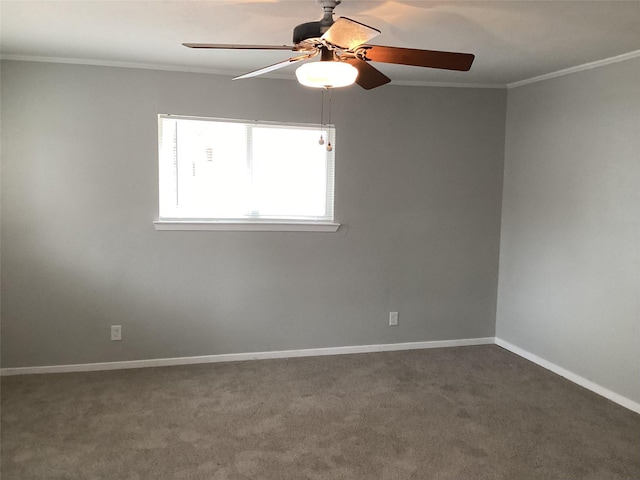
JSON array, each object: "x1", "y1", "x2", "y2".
[{"x1": 296, "y1": 61, "x2": 358, "y2": 88}]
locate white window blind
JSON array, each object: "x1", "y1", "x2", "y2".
[{"x1": 158, "y1": 115, "x2": 336, "y2": 225}]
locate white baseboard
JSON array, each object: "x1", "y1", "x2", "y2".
[
  {"x1": 495, "y1": 337, "x2": 640, "y2": 415},
  {"x1": 5, "y1": 337, "x2": 638, "y2": 415},
  {"x1": 0, "y1": 337, "x2": 495, "y2": 376}
]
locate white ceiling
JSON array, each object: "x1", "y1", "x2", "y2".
[{"x1": 1, "y1": 0, "x2": 639, "y2": 87}]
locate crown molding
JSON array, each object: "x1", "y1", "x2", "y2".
[
  {"x1": 390, "y1": 79, "x2": 505, "y2": 89},
  {"x1": 0, "y1": 54, "x2": 239, "y2": 77},
  {"x1": 5, "y1": 50, "x2": 637, "y2": 91},
  {"x1": 0, "y1": 54, "x2": 505, "y2": 89},
  {"x1": 508, "y1": 49, "x2": 640, "y2": 89}
]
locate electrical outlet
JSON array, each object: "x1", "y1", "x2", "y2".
[
  {"x1": 111, "y1": 325, "x2": 122, "y2": 341},
  {"x1": 389, "y1": 312, "x2": 399, "y2": 326}
]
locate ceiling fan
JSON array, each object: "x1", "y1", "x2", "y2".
[{"x1": 184, "y1": 0, "x2": 475, "y2": 90}]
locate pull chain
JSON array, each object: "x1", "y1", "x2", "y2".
[
  {"x1": 317, "y1": 88, "x2": 333, "y2": 152},
  {"x1": 319, "y1": 89, "x2": 325, "y2": 145},
  {"x1": 326, "y1": 88, "x2": 333, "y2": 152}
]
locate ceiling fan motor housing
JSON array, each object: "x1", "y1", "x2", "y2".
[
  {"x1": 293, "y1": 0, "x2": 341, "y2": 44},
  {"x1": 293, "y1": 21, "x2": 323, "y2": 45}
]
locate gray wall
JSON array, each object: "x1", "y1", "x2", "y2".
[
  {"x1": 496, "y1": 58, "x2": 640, "y2": 404},
  {"x1": 0, "y1": 61, "x2": 506, "y2": 368}
]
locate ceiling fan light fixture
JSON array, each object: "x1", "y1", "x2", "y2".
[{"x1": 295, "y1": 61, "x2": 358, "y2": 88}]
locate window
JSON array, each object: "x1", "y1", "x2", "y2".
[{"x1": 155, "y1": 115, "x2": 339, "y2": 232}]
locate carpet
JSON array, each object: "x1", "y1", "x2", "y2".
[{"x1": 2, "y1": 345, "x2": 639, "y2": 479}]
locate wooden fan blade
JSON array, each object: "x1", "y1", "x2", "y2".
[
  {"x1": 183, "y1": 43, "x2": 297, "y2": 51},
  {"x1": 343, "y1": 58, "x2": 390, "y2": 90},
  {"x1": 321, "y1": 17, "x2": 380, "y2": 50},
  {"x1": 362, "y1": 45, "x2": 475, "y2": 71},
  {"x1": 233, "y1": 52, "x2": 317, "y2": 80}
]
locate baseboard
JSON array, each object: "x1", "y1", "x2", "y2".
[
  {"x1": 0, "y1": 337, "x2": 495, "y2": 376},
  {"x1": 495, "y1": 337, "x2": 640, "y2": 415},
  {"x1": 7, "y1": 337, "x2": 636, "y2": 415}
]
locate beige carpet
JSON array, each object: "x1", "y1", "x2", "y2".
[{"x1": 1, "y1": 345, "x2": 639, "y2": 479}]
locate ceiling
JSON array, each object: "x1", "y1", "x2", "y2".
[{"x1": 1, "y1": 0, "x2": 639, "y2": 87}]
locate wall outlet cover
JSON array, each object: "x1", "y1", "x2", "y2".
[{"x1": 111, "y1": 325, "x2": 122, "y2": 341}]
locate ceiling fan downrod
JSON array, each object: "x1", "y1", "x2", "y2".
[{"x1": 317, "y1": 0, "x2": 341, "y2": 31}]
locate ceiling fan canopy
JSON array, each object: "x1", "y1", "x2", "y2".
[{"x1": 183, "y1": 0, "x2": 475, "y2": 90}]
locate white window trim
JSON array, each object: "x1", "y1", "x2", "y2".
[
  {"x1": 153, "y1": 220, "x2": 340, "y2": 232},
  {"x1": 156, "y1": 114, "x2": 339, "y2": 232}
]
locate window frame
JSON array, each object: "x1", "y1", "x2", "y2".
[{"x1": 154, "y1": 114, "x2": 340, "y2": 232}]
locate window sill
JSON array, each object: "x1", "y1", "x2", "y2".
[{"x1": 153, "y1": 221, "x2": 341, "y2": 232}]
